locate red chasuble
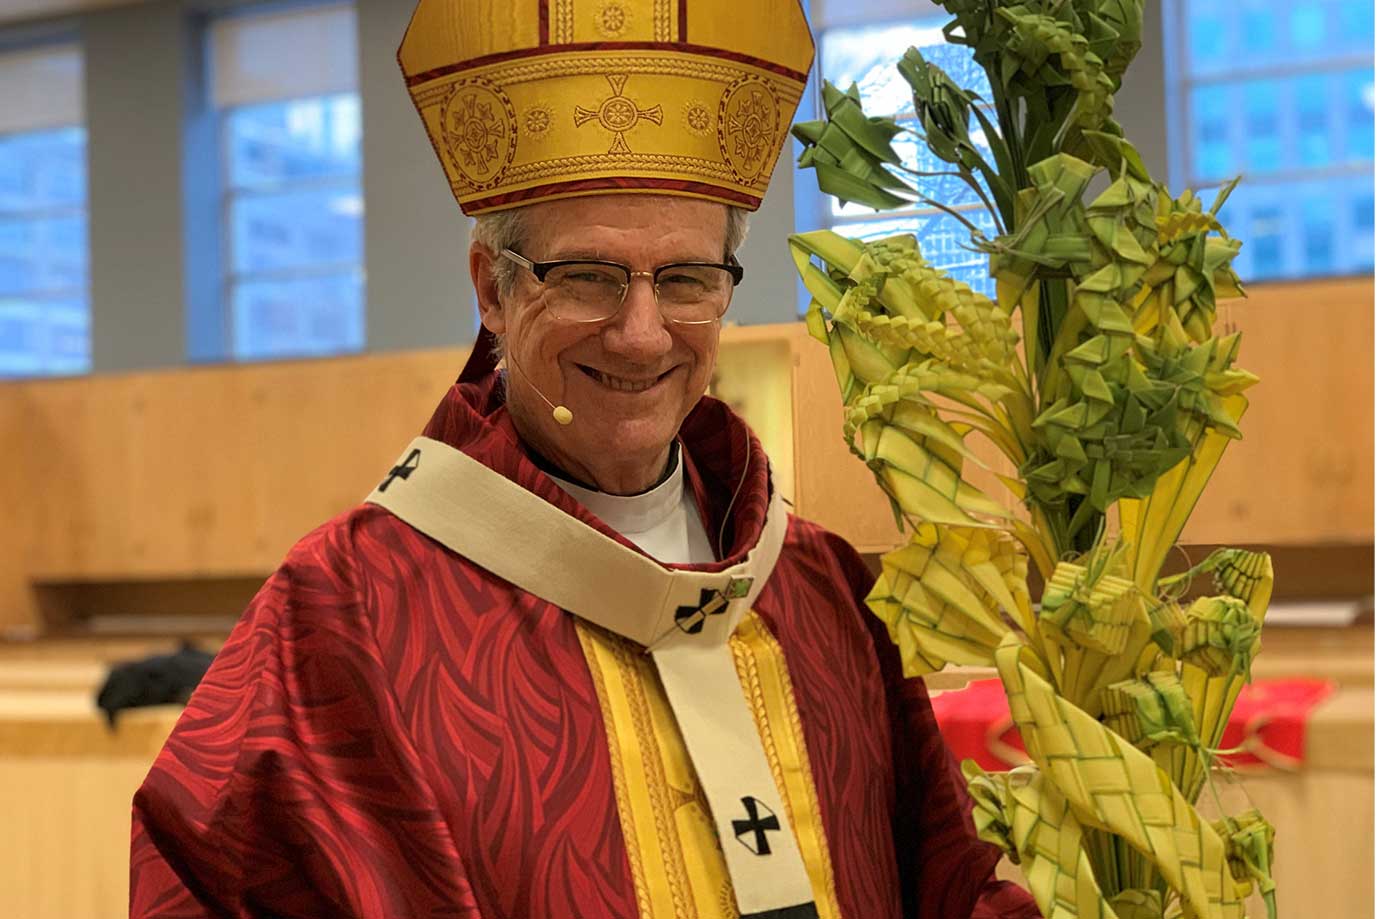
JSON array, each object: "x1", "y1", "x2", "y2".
[{"x1": 130, "y1": 371, "x2": 1040, "y2": 919}]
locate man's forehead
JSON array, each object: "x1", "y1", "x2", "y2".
[{"x1": 524, "y1": 196, "x2": 729, "y2": 256}]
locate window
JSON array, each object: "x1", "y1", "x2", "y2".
[
  {"x1": 0, "y1": 44, "x2": 89, "y2": 378},
  {"x1": 1167, "y1": 0, "x2": 1374, "y2": 282},
  {"x1": 802, "y1": 17, "x2": 999, "y2": 297},
  {"x1": 210, "y1": 4, "x2": 363, "y2": 360}
]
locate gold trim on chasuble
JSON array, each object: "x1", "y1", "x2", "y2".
[
  {"x1": 363, "y1": 436, "x2": 809, "y2": 912},
  {"x1": 576, "y1": 613, "x2": 841, "y2": 919}
]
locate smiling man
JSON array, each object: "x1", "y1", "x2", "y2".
[
  {"x1": 473, "y1": 194, "x2": 738, "y2": 498},
  {"x1": 129, "y1": 2, "x2": 1039, "y2": 918}
]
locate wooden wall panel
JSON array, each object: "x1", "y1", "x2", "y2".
[
  {"x1": 0, "y1": 279, "x2": 1370, "y2": 633},
  {"x1": 0, "y1": 387, "x2": 36, "y2": 635},
  {"x1": 1, "y1": 350, "x2": 469, "y2": 631},
  {"x1": 19, "y1": 350, "x2": 466, "y2": 583},
  {"x1": 1181, "y1": 278, "x2": 1374, "y2": 544},
  {"x1": 711, "y1": 325, "x2": 800, "y2": 506},
  {"x1": 789, "y1": 321, "x2": 906, "y2": 553}
]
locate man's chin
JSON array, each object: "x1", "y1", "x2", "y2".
[{"x1": 573, "y1": 411, "x2": 679, "y2": 455}]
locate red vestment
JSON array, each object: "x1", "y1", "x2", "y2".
[{"x1": 131, "y1": 372, "x2": 1039, "y2": 919}]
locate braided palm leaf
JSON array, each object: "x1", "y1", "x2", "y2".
[
  {"x1": 1073, "y1": 0, "x2": 1144, "y2": 86},
  {"x1": 791, "y1": 4, "x2": 1278, "y2": 915},
  {"x1": 792, "y1": 82, "x2": 910, "y2": 211},
  {"x1": 1119, "y1": 394, "x2": 1252, "y2": 593},
  {"x1": 856, "y1": 414, "x2": 1013, "y2": 527},
  {"x1": 1167, "y1": 551, "x2": 1274, "y2": 801},
  {"x1": 996, "y1": 635, "x2": 1252, "y2": 919},
  {"x1": 965, "y1": 762, "x2": 1120, "y2": 919},
  {"x1": 1130, "y1": 188, "x2": 1247, "y2": 343},
  {"x1": 868, "y1": 524, "x2": 1033, "y2": 676},
  {"x1": 1102, "y1": 671, "x2": 1201, "y2": 752},
  {"x1": 1214, "y1": 810, "x2": 1278, "y2": 919},
  {"x1": 1039, "y1": 557, "x2": 1155, "y2": 712},
  {"x1": 995, "y1": 5, "x2": 1117, "y2": 160}
]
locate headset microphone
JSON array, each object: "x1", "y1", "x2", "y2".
[{"x1": 506, "y1": 352, "x2": 574, "y2": 425}]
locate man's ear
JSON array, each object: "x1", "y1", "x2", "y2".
[{"x1": 470, "y1": 243, "x2": 508, "y2": 335}]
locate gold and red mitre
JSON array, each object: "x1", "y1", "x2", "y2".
[{"x1": 398, "y1": 0, "x2": 814, "y2": 215}]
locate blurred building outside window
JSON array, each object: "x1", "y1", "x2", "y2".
[
  {"x1": 1167, "y1": 0, "x2": 1375, "y2": 281},
  {"x1": 0, "y1": 43, "x2": 89, "y2": 378},
  {"x1": 210, "y1": 3, "x2": 364, "y2": 361},
  {"x1": 804, "y1": 1, "x2": 1375, "y2": 297},
  {"x1": 804, "y1": 14, "x2": 999, "y2": 299}
]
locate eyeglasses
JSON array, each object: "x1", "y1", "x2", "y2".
[{"x1": 500, "y1": 248, "x2": 744, "y2": 325}]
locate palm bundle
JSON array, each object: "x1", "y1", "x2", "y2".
[{"x1": 789, "y1": 3, "x2": 1278, "y2": 917}]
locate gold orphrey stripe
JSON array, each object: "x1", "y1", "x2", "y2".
[{"x1": 576, "y1": 614, "x2": 843, "y2": 919}]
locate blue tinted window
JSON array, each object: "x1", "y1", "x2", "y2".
[
  {"x1": 1240, "y1": 2, "x2": 1275, "y2": 57},
  {"x1": 818, "y1": 21, "x2": 997, "y2": 297},
  {"x1": 1301, "y1": 194, "x2": 1335, "y2": 273},
  {"x1": 1356, "y1": 194, "x2": 1375, "y2": 230},
  {"x1": 1344, "y1": 68, "x2": 1375, "y2": 161},
  {"x1": 0, "y1": 127, "x2": 90, "y2": 378},
  {"x1": 1289, "y1": 5, "x2": 1326, "y2": 51},
  {"x1": 227, "y1": 95, "x2": 361, "y2": 189},
  {"x1": 1174, "y1": 0, "x2": 1373, "y2": 282},
  {"x1": 231, "y1": 272, "x2": 363, "y2": 358},
  {"x1": 1219, "y1": 175, "x2": 1371, "y2": 281},
  {"x1": 1295, "y1": 74, "x2": 1330, "y2": 167},
  {"x1": 1191, "y1": 85, "x2": 1233, "y2": 180},
  {"x1": 230, "y1": 187, "x2": 363, "y2": 274},
  {"x1": 0, "y1": 129, "x2": 86, "y2": 210},
  {"x1": 820, "y1": 20, "x2": 989, "y2": 117},
  {"x1": 1243, "y1": 80, "x2": 1283, "y2": 173},
  {"x1": 1339, "y1": 0, "x2": 1376, "y2": 54},
  {"x1": 1187, "y1": 2, "x2": 1229, "y2": 72},
  {"x1": 223, "y1": 94, "x2": 364, "y2": 361},
  {"x1": 1352, "y1": 194, "x2": 1374, "y2": 265},
  {"x1": 1248, "y1": 204, "x2": 1285, "y2": 278}
]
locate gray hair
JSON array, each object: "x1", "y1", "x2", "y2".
[{"x1": 473, "y1": 203, "x2": 751, "y2": 297}]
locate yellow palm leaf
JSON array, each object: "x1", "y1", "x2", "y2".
[
  {"x1": 996, "y1": 635, "x2": 1252, "y2": 919},
  {"x1": 868, "y1": 525, "x2": 1031, "y2": 676},
  {"x1": 1120, "y1": 393, "x2": 1250, "y2": 592},
  {"x1": 966, "y1": 762, "x2": 1120, "y2": 919}
]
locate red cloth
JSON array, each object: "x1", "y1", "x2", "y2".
[
  {"x1": 930, "y1": 678, "x2": 1023, "y2": 771},
  {"x1": 1217, "y1": 678, "x2": 1336, "y2": 769},
  {"x1": 130, "y1": 372, "x2": 1036, "y2": 919},
  {"x1": 931, "y1": 677, "x2": 1336, "y2": 771}
]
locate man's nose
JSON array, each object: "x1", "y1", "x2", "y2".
[{"x1": 603, "y1": 275, "x2": 672, "y2": 360}]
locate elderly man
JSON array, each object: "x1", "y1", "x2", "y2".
[{"x1": 131, "y1": 2, "x2": 1039, "y2": 918}]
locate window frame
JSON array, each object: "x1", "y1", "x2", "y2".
[
  {"x1": 0, "y1": 39, "x2": 90, "y2": 379},
  {"x1": 796, "y1": 13, "x2": 1004, "y2": 300},
  {"x1": 205, "y1": 2, "x2": 365, "y2": 363},
  {"x1": 1163, "y1": 0, "x2": 1374, "y2": 282},
  {"x1": 215, "y1": 92, "x2": 366, "y2": 361}
]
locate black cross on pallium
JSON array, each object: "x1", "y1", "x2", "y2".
[
  {"x1": 379, "y1": 448, "x2": 421, "y2": 492},
  {"x1": 732, "y1": 796, "x2": 780, "y2": 856},
  {"x1": 674, "y1": 587, "x2": 728, "y2": 635},
  {"x1": 673, "y1": 577, "x2": 752, "y2": 635}
]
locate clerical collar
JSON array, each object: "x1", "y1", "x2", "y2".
[{"x1": 546, "y1": 443, "x2": 685, "y2": 537}]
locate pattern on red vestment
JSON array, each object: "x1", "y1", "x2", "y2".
[{"x1": 131, "y1": 374, "x2": 1040, "y2": 919}]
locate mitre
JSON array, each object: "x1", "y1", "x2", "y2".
[{"x1": 398, "y1": 0, "x2": 814, "y2": 214}]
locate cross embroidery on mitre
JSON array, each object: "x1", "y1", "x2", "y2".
[{"x1": 574, "y1": 74, "x2": 664, "y2": 154}]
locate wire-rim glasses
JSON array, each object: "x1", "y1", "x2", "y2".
[{"x1": 499, "y1": 248, "x2": 743, "y2": 325}]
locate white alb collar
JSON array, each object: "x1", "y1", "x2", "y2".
[{"x1": 547, "y1": 445, "x2": 685, "y2": 537}]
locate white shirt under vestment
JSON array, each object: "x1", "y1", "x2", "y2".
[{"x1": 548, "y1": 447, "x2": 716, "y2": 565}]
